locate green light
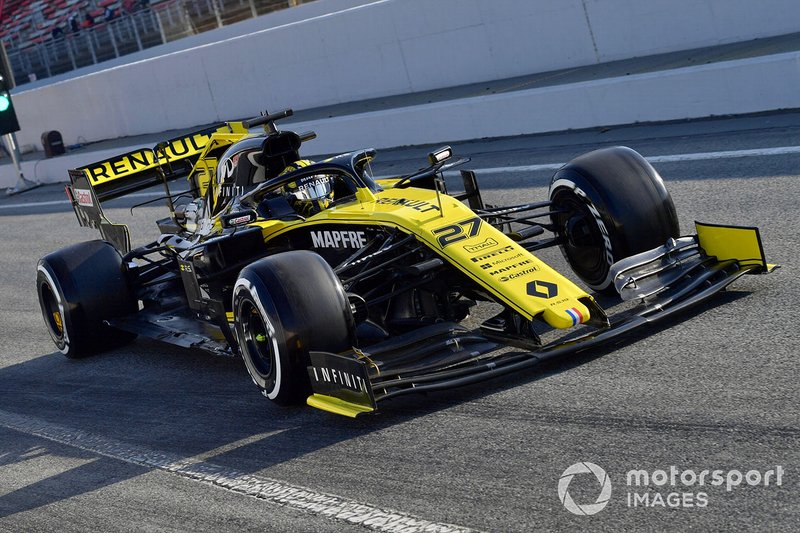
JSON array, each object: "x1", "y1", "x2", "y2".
[{"x1": 0, "y1": 95, "x2": 9, "y2": 112}]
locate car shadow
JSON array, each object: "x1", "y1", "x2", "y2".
[
  {"x1": 374, "y1": 288, "x2": 751, "y2": 417},
  {"x1": 0, "y1": 288, "x2": 750, "y2": 518},
  {"x1": 0, "y1": 452, "x2": 148, "y2": 519}
]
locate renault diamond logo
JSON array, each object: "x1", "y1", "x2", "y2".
[{"x1": 527, "y1": 280, "x2": 558, "y2": 298}]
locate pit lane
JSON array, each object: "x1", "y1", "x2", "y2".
[{"x1": 0, "y1": 113, "x2": 797, "y2": 531}]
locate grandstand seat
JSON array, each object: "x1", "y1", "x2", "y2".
[{"x1": 2, "y1": 0, "x2": 311, "y2": 81}]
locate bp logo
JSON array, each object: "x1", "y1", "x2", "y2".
[{"x1": 558, "y1": 462, "x2": 612, "y2": 515}]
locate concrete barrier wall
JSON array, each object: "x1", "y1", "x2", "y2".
[
  {"x1": 10, "y1": 0, "x2": 800, "y2": 151},
  {"x1": 583, "y1": 0, "x2": 800, "y2": 61},
  {"x1": 8, "y1": 51, "x2": 800, "y2": 189},
  {"x1": 283, "y1": 51, "x2": 800, "y2": 155}
]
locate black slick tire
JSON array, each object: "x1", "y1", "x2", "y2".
[
  {"x1": 548, "y1": 146, "x2": 680, "y2": 292},
  {"x1": 37, "y1": 240, "x2": 137, "y2": 358},
  {"x1": 233, "y1": 250, "x2": 354, "y2": 406}
]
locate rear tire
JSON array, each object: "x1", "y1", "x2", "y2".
[
  {"x1": 37, "y1": 240, "x2": 137, "y2": 358},
  {"x1": 233, "y1": 251, "x2": 354, "y2": 406},
  {"x1": 549, "y1": 146, "x2": 680, "y2": 292}
]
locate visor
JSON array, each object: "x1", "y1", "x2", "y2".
[{"x1": 291, "y1": 176, "x2": 333, "y2": 201}]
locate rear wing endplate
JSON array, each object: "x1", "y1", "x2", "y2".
[{"x1": 66, "y1": 169, "x2": 134, "y2": 252}]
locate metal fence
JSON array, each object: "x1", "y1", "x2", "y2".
[{"x1": 5, "y1": 0, "x2": 304, "y2": 86}]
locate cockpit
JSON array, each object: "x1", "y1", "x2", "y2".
[{"x1": 175, "y1": 125, "x2": 380, "y2": 233}]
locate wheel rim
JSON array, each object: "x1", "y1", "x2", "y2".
[
  {"x1": 240, "y1": 300, "x2": 274, "y2": 379},
  {"x1": 552, "y1": 190, "x2": 611, "y2": 286},
  {"x1": 40, "y1": 282, "x2": 65, "y2": 341}
]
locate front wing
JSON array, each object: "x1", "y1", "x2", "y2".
[{"x1": 307, "y1": 223, "x2": 777, "y2": 417}]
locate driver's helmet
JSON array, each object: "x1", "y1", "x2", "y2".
[{"x1": 280, "y1": 160, "x2": 335, "y2": 216}]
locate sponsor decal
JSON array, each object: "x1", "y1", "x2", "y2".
[
  {"x1": 310, "y1": 365, "x2": 369, "y2": 394},
  {"x1": 219, "y1": 183, "x2": 248, "y2": 197},
  {"x1": 478, "y1": 252, "x2": 524, "y2": 270},
  {"x1": 295, "y1": 175, "x2": 331, "y2": 192},
  {"x1": 487, "y1": 259, "x2": 533, "y2": 277},
  {"x1": 84, "y1": 127, "x2": 225, "y2": 184},
  {"x1": 376, "y1": 197, "x2": 440, "y2": 213},
  {"x1": 498, "y1": 266, "x2": 540, "y2": 282},
  {"x1": 227, "y1": 214, "x2": 254, "y2": 226},
  {"x1": 574, "y1": 186, "x2": 614, "y2": 267},
  {"x1": 463, "y1": 238, "x2": 498, "y2": 253},
  {"x1": 307, "y1": 352, "x2": 375, "y2": 409},
  {"x1": 73, "y1": 188, "x2": 93, "y2": 207},
  {"x1": 471, "y1": 245, "x2": 514, "y2": 263},
  {"x1": 527, "y1": 280, "x2": 558, "y2": 298},
  {"x1": 311, "y1": 230, "x2": 367, "y2": 249}
]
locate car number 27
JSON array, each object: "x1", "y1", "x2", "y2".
[{"x1": 432, "y1": 217, "x2": 482, "y2": 248}]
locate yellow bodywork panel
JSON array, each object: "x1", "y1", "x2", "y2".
[
  {"x1": 252, "y1": 186, "x2": 595, "y2": 329},
  {"x1": 306, "y1": 394, "x2": 375, "y2": 417},
  {"x1": 71, "y1": 119, "x2": 594, "y2": 331},
  {"x1": 695, "y1": 222, "x2": 776, "y2": 272},
  {"x1": 191, "y1": 156, "x2": 219, "y2": 199}
]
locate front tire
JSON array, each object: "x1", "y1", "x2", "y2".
[
  {"x1": 37, "y1": 240, "x2": 137, "y2": 358},
  {"x1": 233, "y1": 251, "x2": 354, "y2": 406},
  {"x1": 549, "y1": 146, "x2": 680, "y2": 292}
]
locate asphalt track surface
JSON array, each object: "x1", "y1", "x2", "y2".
[{"x1": 0, "y1": 113, "x2": 798, "y2": 531}]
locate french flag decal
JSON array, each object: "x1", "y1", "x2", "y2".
[{"x1": 565, "y1": 307, "x2": 585, "y2": 326}]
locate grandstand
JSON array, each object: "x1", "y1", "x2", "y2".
[{"x1": 0, "y1": 0, "x2": 306, "y2": 85}]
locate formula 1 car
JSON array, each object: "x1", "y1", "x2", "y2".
[{"x1": 37, "y1": 109, "x2": 775, "y2": 417}]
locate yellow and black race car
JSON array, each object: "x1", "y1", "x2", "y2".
[{"x1": 37, "y1": 110, "x2": 776, "y2": 417}]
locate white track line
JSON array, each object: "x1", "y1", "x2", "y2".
[
  {"x1": 0, "y1": 190, "x2": 185, "y2": 210},
  {"x1": 648, "y1": 145, "x2": 800, "y2": 162},
  {"x1": 0, "y1": 198, "x2": 69, "y2": 208},
  {"x1": 0, "y1": 408, "x2": 476, "y2": 533},
  {"x1": 3, "y1": 145, "x2": 798, "y2": 210},
  {"x1": 471, "y1": 145, "x2": 800, "y2": 174}
]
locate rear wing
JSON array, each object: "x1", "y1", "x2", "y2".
[{"x1": 66, "y1": 122, "x2": 247, "y2": 253}]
